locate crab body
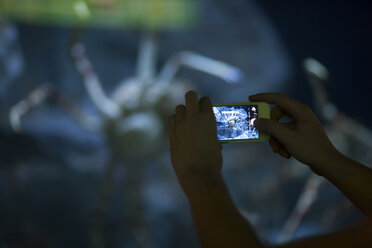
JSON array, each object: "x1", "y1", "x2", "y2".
[{"x1": 104, "y1": 76, "x2": 192, "y2": 157}]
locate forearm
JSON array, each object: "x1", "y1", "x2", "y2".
[
  {"x1": 310, "y1": 151, "x2": 372, "y2": 218},
  {"x1": 180, "y1": 172, "x2": 264, "y2": 248}
]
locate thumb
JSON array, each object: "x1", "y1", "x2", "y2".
[{"x1": 254, "y1": 118, "x2": 292, "y2": 144}]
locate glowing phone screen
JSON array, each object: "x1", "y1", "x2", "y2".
[{"x1": 213, "y1": 105, "x2": 259, "y2": 141}]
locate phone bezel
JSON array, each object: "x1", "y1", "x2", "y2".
[{"x1": 213, "y1": 102, "x2": 270, "y2": 143}]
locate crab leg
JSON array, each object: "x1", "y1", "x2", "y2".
[
  {"x1": 9, "y1": 84, "x2": 101, "y2": 132},
  {"x1": 278, "y1": 174, "x2": 324, "y2": 242},
  {"x1": 49, "y1": 88, "x2": 102, "y2": 130},
  {"x1": 303, "y1": 58, "x2": 372, "y2": 150},
  {"x1": 92, "y1": 156, "x2": 119, "y2": 248},
  {"x1": 303, "y1": 58, "x2": 338, "y2": 122},
  {"x1": 121, "y1": 159, "x2": 156, "y2": 248},
  {"x1": 71, "y1": 43, "x2": 121, "y2": 119},
  {"x1": 136, "y1": 32, "x2": 158, "y2": 84},
  {"x1": 275, "y1": 59, "x2": 336, "y2": 242},
  {"x1": 157, "y1": 51, "x2": 244, "y2": 87},
  {"x1": 9, "y1": 85, "x2": 51, "y2": 132}
]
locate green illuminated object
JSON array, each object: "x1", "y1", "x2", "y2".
[{"x1": 0, "y1": 0, "x2": 197, "y2": 29}]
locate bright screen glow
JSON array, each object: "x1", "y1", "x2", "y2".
[{"x1": 213, "y1": 105, "x2": 259, "y2": 141}]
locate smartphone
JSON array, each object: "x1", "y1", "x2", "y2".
[{"x1": 213, "y1": 102, "x2": 270, "y2": 143}]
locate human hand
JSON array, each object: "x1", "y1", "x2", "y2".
[
  {"x1": 168, "y1": 91, "x2": 222, "y2": 190},
  {"x1": 249, "y1": 93, "x2": 338, "y2": 170}
]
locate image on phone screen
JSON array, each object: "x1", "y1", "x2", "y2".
[{"x1": 213, "y1": 105, "x2": 259, "y2": 141}]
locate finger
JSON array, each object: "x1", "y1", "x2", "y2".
[
  {"x1": 271, "y1": 106, "x2": 284, "y2": 122},
  {"x1": 168, "y1": 114, "x2": 176, "y2": 129},
  {"x1": 249, "y1": 93, "x2": 306, "y2": 119},
  {"x1": 175, "y1": 105, "x2": 186, "y2": 124},
  {"x1": 167, "y1": 115, "x2": 176, "y2": 143},
  {"x1": 199, "y1": 96, "x2": 213, "y2": 114},
  {"x1": 167, "y1": 115, "x2": 177, "y2": 163},
  {"x1": 185, "y1": 91, "x2": 199, "y2": 114},
  {"x1": 278, "y1": 146, "x2": 292, "y2": 159},
  {"x1": 281, "y1": 121, "x2": 294, "y2": 129},
  {"x1": 269, "y1": 137, "x2": 280, "y2": 153},
  {"x1": 254, "y1": 118, "x2": 293, "y2": 145}
]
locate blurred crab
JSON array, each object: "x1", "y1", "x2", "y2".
[
  {"x1": 10, "y1": 32, "x2": 243, "y2": 156},
  {"x1": 9, "y1": 31, "x2": 243, "y2": 247}
]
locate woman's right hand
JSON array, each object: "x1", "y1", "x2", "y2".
[{"x1": 249, "y1": 93, "x2": 340, "y2": 171}]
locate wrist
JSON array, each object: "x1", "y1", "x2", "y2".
[
  {"x1": 177, "y1": 170, "x2": 224, "y2": 200},
  {"x1": 309, "y1": 148, "x2": 344, "y2": 176}
]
